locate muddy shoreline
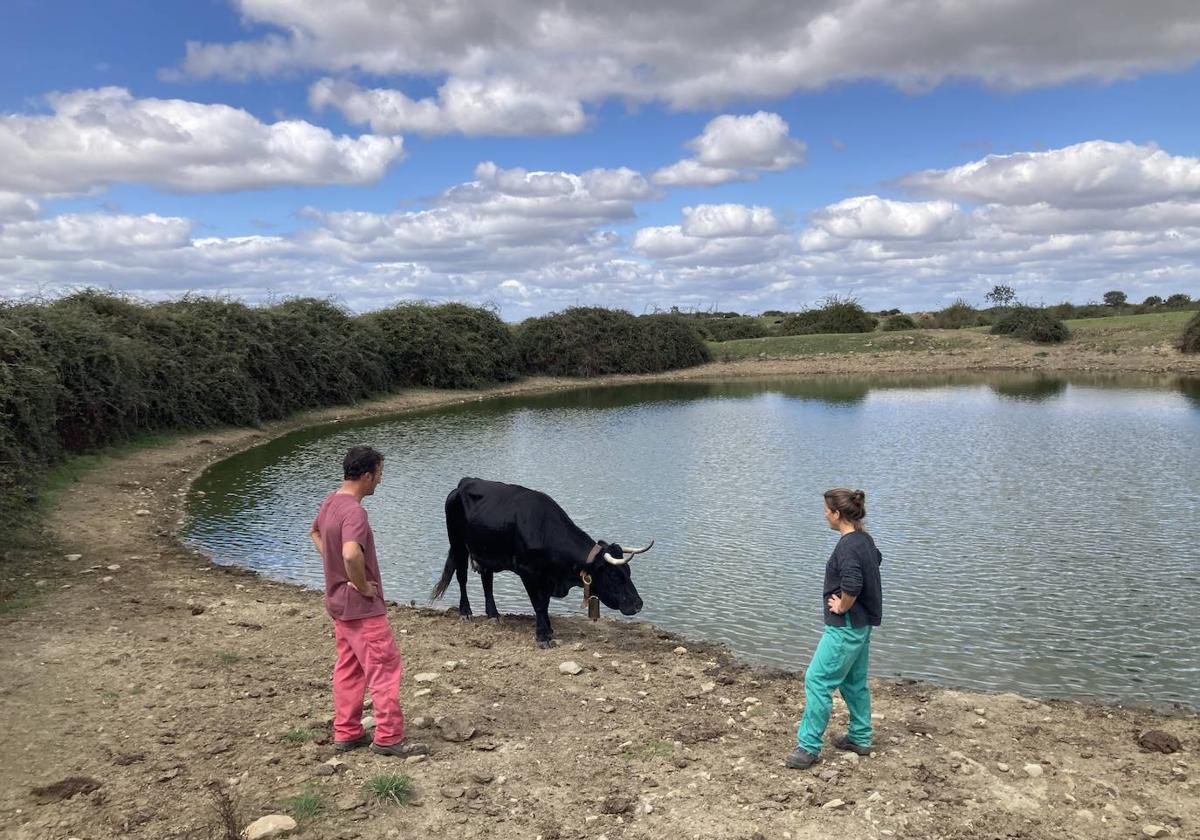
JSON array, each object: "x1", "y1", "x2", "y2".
[{"x1": 2, "y1": 356, "x2": 1197, "y2": 840}]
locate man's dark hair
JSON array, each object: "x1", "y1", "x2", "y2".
[{"x1": 343, "y1": 446, "x2": 384, "y2": 480}]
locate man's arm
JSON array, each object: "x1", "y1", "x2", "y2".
[
  {"x1": 310, "y1": 525, "x2": 323, "y2": 556},
  {"x1": 342, "y1": 541, "x2": 377, "y2": 598}
]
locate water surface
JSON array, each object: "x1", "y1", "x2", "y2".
[{"x1": 184, "y1": 373, "x2": 1200, "y2": 707}]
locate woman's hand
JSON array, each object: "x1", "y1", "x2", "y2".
[{"x1": 827, "y1": 592, "x2": 857, "y2": 614}]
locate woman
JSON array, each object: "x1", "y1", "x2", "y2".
[{"x1": 785, "y1": 488, "x2": 884, "y2": 769}]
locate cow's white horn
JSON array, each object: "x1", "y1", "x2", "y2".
[
  {"x1": 603, "y1": 551, "x2": 629, "y2": 565},
  {"x1": 622, "y1": 539, "x2": 655, "y2": 558}
]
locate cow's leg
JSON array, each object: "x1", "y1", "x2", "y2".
[
  {"x1": 480, "y1": 569, "x2": 500, "y2": 620},
  {"x1": 456, "y1": 557, "x2": 472, "y2": 619},
  {"x1": 520, "y1": 576, "x2": 555, "y2": 647}
]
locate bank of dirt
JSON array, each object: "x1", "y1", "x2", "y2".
[{"x1": 1, "y1": 360, "x2": 1197, "y2": 840}]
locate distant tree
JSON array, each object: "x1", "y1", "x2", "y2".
[
  {"x1": 1142, "y1": 295, "x2": 1164, "y2": 307},
  {"x1": 1166, "y1": 293, "x2": 1193, "y2": 306},
  {"x1": 1103, "y1": 290, "x2": 1128, "y2": 307},
  {"x1": 985, "y1": 285, "x2": 1016, "y2": 307}
]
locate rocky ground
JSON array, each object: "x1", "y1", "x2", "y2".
[{"x1": 1, "y1": 360, "x2": 1197, "y2": 840}]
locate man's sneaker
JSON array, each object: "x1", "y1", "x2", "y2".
[
  {"x1": 332, "y1": 733, "x2": 372, "y2": 752},
  {"x1": 784, "y1": 747, "x2": 821, "y2": 769},
  {"x1": 370, "y1": 740, "x2": 431, "y2": 758},
  {"x1": 831, "y1": 733, "x2": 873, "y2": 756}
]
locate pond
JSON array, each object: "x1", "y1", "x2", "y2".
[{"x1": 183, "y1": 373, "x2": 1200, "y2": 708}]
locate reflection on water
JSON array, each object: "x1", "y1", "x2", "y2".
[{"x1": 184, "y1": 373, "x2": 1200, "y2": 707}]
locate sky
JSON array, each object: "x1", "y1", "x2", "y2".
[{"x1": 2, "y1": 1, "x2": 1200, "y2": 319}]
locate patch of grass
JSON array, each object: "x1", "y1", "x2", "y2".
[
  {"x1": 626, "y1": 739, "x2": 675, "y2": 760},
  {"x1": 367, "y1": 772, "x2": 413, "y2": 806},
  {"x1": 0, "y1": 581, "x2": 47, "y2": 617},
  {"x1": 710, "y1": 330, "x2": 973, "y2": 360},
  {"x1": 1064, "y1": 310, "x2": 1196, "y2": 352},
  {"x1": 284, "y1": 786, "x2": 327, "y2": 820},
  {"x1": 283, "y1": 728, "x2": 315, "y2": 743},
  {"x1": 217, "y1": 651, "x2": 243, "y2": 665}
]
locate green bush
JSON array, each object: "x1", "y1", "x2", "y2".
[
  {"x1": 776, "y1": 297, "x2": 877, "y2": 335},
  {"x1": 514, "y1": 307, "x2": 708, "y2": 376},
  {"x1": 990, "y1": 306, "x2": 1070, "y2": 344},
  {"x1": 362, "y1": 303, "x2": 518, "y2": 389},
  {"x1": 694, "y1": 316, "x2": 769, "y2": 342},
  {"x1": 932, "y1": 299, "x2": 986, "y2": 329},
  {"x1": 1181, "y1": 311, "x2": 1200, "y2": 354},
  {"x1": 1166, "y1": 293, "x2": 1193, "y2": 307},
  {"x1": 881, "y1": 314, "x2": 917, "y2": 331}
]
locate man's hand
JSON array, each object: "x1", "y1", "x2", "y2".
[{"x1": 349, "y1": 580, "x2": 378, "y2": 599}]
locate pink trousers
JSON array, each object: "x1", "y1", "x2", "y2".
[{"x1": 332, "y1": 613, "x2": 405, "y2": 745}]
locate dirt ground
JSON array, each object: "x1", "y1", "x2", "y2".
[{"x1": 1, "y1": 350, "x2": 1197, "y2": 840}]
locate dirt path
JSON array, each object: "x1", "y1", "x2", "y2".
[{"x1": 1, "y1": 358, "x2": 1197, "y2": 840}]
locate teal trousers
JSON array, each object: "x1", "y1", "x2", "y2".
[{"x1": 796, "y1": 622, "x2": 872, "y2": 754}]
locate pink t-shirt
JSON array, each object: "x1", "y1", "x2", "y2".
[{"x1": 312, "y1": 492, "x2": 387, "y2": 621}]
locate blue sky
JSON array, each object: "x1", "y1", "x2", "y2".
[{"x1": 2, "y1": 1, "x2": 1199, "y2": 317}]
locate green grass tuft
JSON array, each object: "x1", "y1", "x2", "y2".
[{"x1": 367, "y1": 772, "x2": 413, "y2": 805}]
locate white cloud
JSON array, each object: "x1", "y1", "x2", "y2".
[
  {"x1": 177, "y1": 2, "x2": 1200, "y2": 105},
  {"x1": 682, "y1": 204, "x2": 780, "y2": 238},
  {"x1": 0, "y1": 192, "x2": 40, "y2": 221},
  {"x1": 810, "y1": 196, "x2": 964, "y2": 241},
  {"x1": 898, "y1": 141, "x2": 1200, "y2": 209},
  {"x1": 309, "y1": 77, "x2": 586, "y2": 136},
  {"x1": 653, "y1": 112, "x2": 805, "y2": 187},
  {"x1": 0, "y1": 213, "x2": 193, "y2": 256},
  {"x1": 650, "y1": 159, "x2": 747, "y2": 187},
  {"x1": 0, "y1": 87, "x2": 405, "y2": 196}
]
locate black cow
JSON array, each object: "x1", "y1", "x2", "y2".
[{"x1": 432, "y1": 477, "x2": 651, "y2": 647}]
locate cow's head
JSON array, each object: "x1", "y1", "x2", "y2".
[{"x1": 586, "y1": 541, "x2": 652, "y2": 616}]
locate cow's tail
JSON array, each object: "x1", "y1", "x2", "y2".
[{"x1": 432, "y1": 487, "x2": 469, "y2": 600}]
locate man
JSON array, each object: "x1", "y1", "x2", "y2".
[{"x1": 310, "y1": 445, "x2": 427, "y2": 757}]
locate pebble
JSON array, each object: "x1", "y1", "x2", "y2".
[
  {"x1": 1023, "y1": 763, "x2": 1043, "y2": 778},
  {"x1": 64, "y1": 554, "x2": 82, "y2": 562},
  {"x1": 700, "y1": 682, "x2": 715, "y2": 693},
  {"x1": 413, "y1": 688, "x2": 433, "y2": 698},
  {"x1": 414, "y1": 672, "x2": 439, "y2": 683},
  {"x1": 821, "y1": 798, "x2": 846, "y2": 810},
  {"x1": 819, "y1": 769, "x2": 839, "y2": 782},
  {"x1": 312, "y1": 765, "x2": 336, "y2": 777},
  {"x1": 106, "y1": 564, "x2": 121, "y2": 571},
  {"x1": 443, "y1": 660, "x2": 460, "y2": 671},
  {"x1": 243, "y1": 815, "x2": 297, "y2": 839},
  {"x1": 361, "y1": 716, "x2": 376, "y2": 730},
  {"x1": 135, "y1": 509, "x2": 151, "y2": 516},
  {"x1": 405, "y1": 754, "x2": 427, "y2": 765},
  {"x1": 673, "y1": 646, "x2": 688, "y2": 655},
  {"x1": 997, "y1": 762, "x2": 1010, "y2": 772},
  {"x1": 559, "y1": 661, "x2": 584, "y2": 675},
  {"x1": 1142, "y1": 826, "x2": 1169, "y2": 838}
]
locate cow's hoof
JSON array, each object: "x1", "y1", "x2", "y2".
[
  {"x1": 486, "y1": 614, "x2": 501, "y2": 623},
  {"x1": 458, "y1": 613, "x2": 473, "y2": 621},
  {"x1": 536, "y1": 639, "x2": 557, "y2": 649}
]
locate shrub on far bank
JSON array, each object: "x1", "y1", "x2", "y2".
[
  {"x1": 777, "y1": 297, "x2": 877, "y2": 335},
  {"x1": 514, "y1": 307, "x2": 708, "y2": 376},
  {"x1": 991, "y1": 306, "x2": 1070, "y2": 344},
  {"x1": 693, "y1": 316, "x2": 769, "y2": 342},
  {"x1": 881, "y1": 314, "x2": 917, "y2": 331},
  {"x1": 1181, "y1": 311, "x2": 1200, "y2": 354},
  {"x1": 932, "y1": 299, "x2": 987, "y2": 329}
]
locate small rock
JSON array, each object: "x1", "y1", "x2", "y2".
[
  {"x1": 700, "y1": 682, "x2": 715, "y2": 693},
  {"x1": 106, "y1": 564, "x2": 121, "y2": 571},
  {"x1": 242, "y1": 814, "x2": 297, "y2": 840},
  {"x1": 997, "y1": 762, "x2": 1010, "y2": 772},
  {"x1": 441, "y1": 786, "x2": 466, "y2": 799},
  {"x1": 336, "y1": 795, "x2": 366, "y2": 812},
  {"x1": 64, "y1": 554, "x2": 83, "y2": 562},
  {"x1": 819, "y1": 769, "x2": 839, "y2": 782},
  {"x1": 601, "y1": 795, "x2": 631, "y2": 814},
  {"x1": 323, "y1": 758, "x2": 345, "y2": 770},
  {"x1": 559, "y1": 661, "x2": 584, "y2": 676},
  {"x1": 361, "y1": 716, "x2": 376, "y2": 730},
  {"x1": 867, "y1": 791, "x2": 882, "y2": 802},
  {"x1": 1023, "y1": 763, "x2": 1044, "y2": 778},
  {"x1": 1142, "y1": 826, "x2": 1169, "y2": 838},
  {"x1": 821, "y1": 798, "x2": 846, "y2": 810},
  {"x1": 414, "y1": 672, "x2": 439, "y2": 683},
  {"x1": 1138, "y1": 731, "x2": 1182, "y2": 754},
  {"x1": 673, "y1": 646, "x2": 688, "y2": 655},
  {"x1": 443, "y1": 660, "x2": 460, "y2": 671},
  {"x1": 312, "y1": 765, "x2": 335, "y2": 777},
  {"x1": 974, "y1": 708, "x2": 986, "y2": 716},
  {"x1": 405, "y1": 754, "x2": 427, "y2": 765},
  {"x1": 470, "y1": 770, "x2": 494, "y2": 784},
  {"x1": 842, "y1": 752, "x2": 860, "y2": 764},
  {"x1": 135, "y1": 509, "x2": 151, "y2": 516},
  {"x1": 414, "y1": 688, "x2": 432, "y2": 697},
  {"x1": 100, "y1": 576, "x2": 114, "y2": 583},
  {"x1": 437, "y1": 716, "x2": 477, "y2": 742},
  {"x1": 601, "y1": 705, "x2": 616, "y2": 713}
]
